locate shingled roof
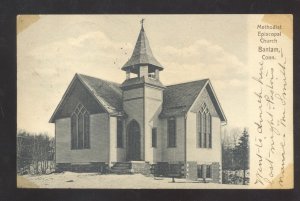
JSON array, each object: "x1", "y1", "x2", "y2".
[
  {"x1": 160, "y1": 79, "x2": 208, "y2": 117},
  {"x1": 77, "y1": 74, "x2": 123, "y2": 114},
  {"x1": 121, "y1": 26, "x2": 163, "y2": 71},
  {"x1": 49, "y1": 74, "x2": 124, "y2": 123},
  {"x1": 160, "y1": 79, "x2": 226, "y2": 123},
  {"x1": 50, "y1": 74, "x2": 226, "y2": 123}
]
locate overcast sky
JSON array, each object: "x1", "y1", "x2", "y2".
[{"x1": 17, "y1": 15, "x2": 249, "y2": 136}]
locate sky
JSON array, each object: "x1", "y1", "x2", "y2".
[{"x1": 17, "y1": 15, "x2": 249, "y2": 136}]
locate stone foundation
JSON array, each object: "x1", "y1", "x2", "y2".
[
  {"x1": 211, "y1": 162, "x2": 221, "y2": 183},
  {"x1": 131, "y1": 161, "x2": 151, "y2": 176},
  {"x1": 56, "y1": 162, "x2": 108, "y2": 173},
  {"x1": 185, "y1": 161, "x2": 221, "y2": 183},
  {"x1": 186, "y1": 161, "x2": 198, "y2": 180},
  {"x1": 151, "y1": 162, "x2": 185, "y2": 178}
]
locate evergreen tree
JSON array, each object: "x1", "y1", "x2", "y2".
[{"x1": 234, "y1": 128, "x2": 249, "y2": 185}]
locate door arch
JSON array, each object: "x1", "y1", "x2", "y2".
[{"x1": 126, "y1": 120, "x2": 141, "y2": 161}]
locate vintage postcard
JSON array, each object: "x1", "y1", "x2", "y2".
[{"x1": 16, "y1": 14, "x2": 293, "y2": 189}]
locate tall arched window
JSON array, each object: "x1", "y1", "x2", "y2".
[
  {"x1": 71, "y1": 103, "x2": 90, "y2": 149},
  {"x1": 198, "y1": 103, "x2": 212, "y2": 148}
]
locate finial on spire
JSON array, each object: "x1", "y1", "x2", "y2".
[{"x1": 140, "y1": 18, "x2": 145, "y2": 29}]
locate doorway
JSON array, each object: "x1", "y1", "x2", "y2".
[{"x1": 126, "y1": 120, "x2": 141, "y2": 161}]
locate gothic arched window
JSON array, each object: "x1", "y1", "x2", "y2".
[
  {"x1": 198, "y1": 103, "x2": 212, "y2": 148},
  {"x1": 71, "y1": 103, "x2": 90, "y2": 149}
]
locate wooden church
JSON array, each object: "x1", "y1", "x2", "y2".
[{"x1": 49, "y1": 22, "x2": 227, "y2": 183}]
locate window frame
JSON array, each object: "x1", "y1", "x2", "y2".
[
  {"x1": 206, "y1": 164, "x2": 212, "y2": 178},
  {"x1": 197, "y1": 164, "x2": 212, "y2": 179},
  {"x1": 117, "y1": 118, "x2": 123, "y2": 148},
  {"x1": 198, "y1": 103, "x2": 212, "y2": 148},
  {"x1": 71, "y1": 103, "x2": 90, "y2": 150},
  {"x1": 167, "y1": 117, "x2": 176, "y2": 148},
  {"x1": 152, "y1": 127, "x2": 157, "y2": 148},
  {"x1": 197, "y1": 165, "x2": 203, "y2": 178}
]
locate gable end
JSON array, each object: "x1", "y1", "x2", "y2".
[
  {"x1": 188, "y1": 80, "x2": 227, "y2": 124},
  {"x1": 49, "y1": 75, "x2": 107, "y2": 123}
]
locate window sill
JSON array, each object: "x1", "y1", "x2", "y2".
[
  {"x1": 71, "y1": 148, "x2": 91, "y2": 150},
  {"x1": 167, "y1": 146, "x2": 177, "y2": 148},
  {"x1": 197, "y1": 147, "x2": 212, "y2": 149}
]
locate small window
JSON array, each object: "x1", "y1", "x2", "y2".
[
  {"x1": 206, "y1": 165, "x2": 212, "y2": 178},
  {"x1": 168, "y1": 117, "x2": 176, "y2": 147},
  {"x1": 152, "y1": 128, "x2": 157, "y2": 148},
  {"x1": 148, "y1": 72, "x2": 156, "y2": 79},
  {"x1": 197, "y1": 165, "x2": 203, "y2": 178},
  {"x1": 197, "y1": 164, "x2": 212, "y2": 179},
  {"x1": 117, "y1": 118, "x2": 123, "y2": 148}
]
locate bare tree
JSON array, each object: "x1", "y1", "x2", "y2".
[{"x1": 17, "y1": 130, "x2": 54, "y2": 175}]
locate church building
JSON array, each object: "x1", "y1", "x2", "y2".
[{"x1": 49, "y1": 22, "x2": 227, "y2": 183}]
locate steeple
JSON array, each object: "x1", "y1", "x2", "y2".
[
  {"x1": 121, "y1": 20, "x2": 164, "y2": 75},
  {"x1": 120, "y1": 21, "x2": 165, "y2": 163}
]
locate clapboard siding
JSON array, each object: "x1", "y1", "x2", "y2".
[
  {"x1": 123, "y1": 88, "x2": 145, "y2": 160},
  {"x1": 55, "y1": 113, "x2": 109, "y2": 164},
  {"x1": 109, "y1": 116, "x2": 126, "y2": 163},
  {"x1": 55, "y1": 118, "x2": 71, "y2": 163},
  {"x1": 144, "y1": 86, "x2": 163, "y2": 163},
  {"x1": 186, "y1": 112, "x2": 221, "y2": 163},
  {"x1": 161, "y1": 116, "x2": 185, "y2": 162}
]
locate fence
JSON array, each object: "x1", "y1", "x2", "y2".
[{"x1": 17, "y1": 134, "x2": 55, "y2": 175}]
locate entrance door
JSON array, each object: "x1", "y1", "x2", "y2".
[{"x1": 126, "y1": 120, "x2": 141, "y2": 161}]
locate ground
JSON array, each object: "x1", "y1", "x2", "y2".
[{"x1": 17, "y1": 172, "x2": 247, "y2": 189}]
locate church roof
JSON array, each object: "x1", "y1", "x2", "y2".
[
  {"x1": 49, "y1": 74, "x2": 123, "y2": 123},
  {"x1": 77, "y1": 74, "x2": 123, "y2": 114},
  {"x1": 50, "y1": 75, "x2": 226, "y2": 123},
  {"x1": 160, "y1": 79, "x2": 227, "y2": 123},
  {"x1": 160, "y1": 79, "x2": 208, "y2": 118},
  {"x1": 121, "y1": 26, "x2": 164, "y2": 71}
]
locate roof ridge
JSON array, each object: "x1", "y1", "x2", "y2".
[
  {"x1": 166, "y1": 78, "x2": 209, "y2": 87},
  {"x1": 76, "y1": 74, "x2": 114, "y2": 113},
  {"x1": 77, "y1": 73, "x2": 121, "y2": 86}
]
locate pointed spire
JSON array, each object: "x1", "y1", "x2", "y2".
[
  {"x1": 121, "y1": 20, "x2": 164, "y2": 72},
  {"x1": 140, "y1": 18, "x2": 145, "y2": 30}
]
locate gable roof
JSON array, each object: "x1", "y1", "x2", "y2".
[
  {"x1": 49, "y1": 74, "x2": 123, "y2": 123},
  {"x1": 121, "y1": 26, "x2": 163, "y2": 71},
  {"x1": 50, "y1": 74, "x2": 226, "y2": 124},
  {"x1": 160, "y1": 79, "x2": 208, "y2": 118},
  {"x1": 78, "y1": 74, "x2": 123, "y2": 112},
  {"x1": 160, "y1": 79, "x2": 226, "y2": 123}
]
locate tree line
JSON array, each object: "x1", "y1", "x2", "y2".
[
  {"x1": 222, "y1": 127, "x2": 249, "y2": 185},
  {"x1": 17, "y1": 130, "x2": 55, "y2": 175}
]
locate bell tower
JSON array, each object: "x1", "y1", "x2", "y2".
[
  {"x1": 121, "y1": 19, "x2": 164, "y2": 83},
  {"x1": 121, "y1": 20, "x2": 165, "y2": 162}
]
